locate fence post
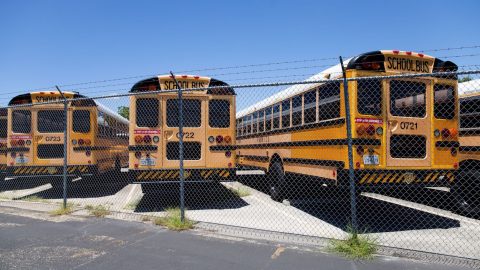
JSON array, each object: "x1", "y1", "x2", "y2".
[
  {"x1": 55, "y1": 86, "x2": 68, "y2": 209},
  {"x1": 170, "y1": 72, "x2": 185, "y2": 222},
  {"x1": 339, "y1": 57, "x2": 358, "y2": 234}
]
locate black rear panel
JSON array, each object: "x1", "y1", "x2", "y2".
[
  {"x1": 390, "y1": 135, "x2": 426, "y2": 158},
  {"x1": 166, "y1": 142, "x2": 201, "y2": 160},
  {"x1": 37, "y1": 144, "x2": 64, "y2": 159}
]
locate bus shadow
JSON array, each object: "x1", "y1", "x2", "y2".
[
  {"x1": 133, "y1": 182, "x2": 249, "y2": 213},
  {"x1": 288, "y1": 189, "x2": 460, "y2": 233},
  {"x1": 18, "y1": 173, "x2": 130, "y2": 199}
]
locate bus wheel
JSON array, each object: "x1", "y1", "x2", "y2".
[
  {"x1": 268, "y1": 162, "x2": 285, "y2": 202},
  {"x1": 453, "y1": 170, "x2": 480, "y2": 217}
]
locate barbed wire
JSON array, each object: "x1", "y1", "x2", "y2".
[{"x1": 1, "y1": 45, "x2": 480, "y2": 97}]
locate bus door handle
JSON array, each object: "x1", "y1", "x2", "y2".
[
  {"x1": 164, "y1": 130, "x2": 174, "y2": 140},
  {"x1": 388, "y1": 120, "x2": 398, "y2": 131}
]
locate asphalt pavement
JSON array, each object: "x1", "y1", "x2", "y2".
[{"x1": 0, "y1": 210, "x2": 473, "y2": 270}]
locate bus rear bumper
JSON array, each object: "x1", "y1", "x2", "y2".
[
  {"x1": 5, "y1": 165, "x2": 98, "y2": 179},
  {"x1": 341, "y1": 169, "x2": 456, "y2": 188},
  {"x1": 131, "y1": 168, "x2": 236, "y2": 183}
]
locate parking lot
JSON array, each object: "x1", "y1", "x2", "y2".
[{"x1": 1, "y1": 171, "x2": 479, "y2": 260}]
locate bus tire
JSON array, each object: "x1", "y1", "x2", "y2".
[
  {"x1": 453, "y1": 170, "x2": 480, "y2": 216},
  {"x1": 268, "y1": 162, "x2": 285, "y2": 202}
]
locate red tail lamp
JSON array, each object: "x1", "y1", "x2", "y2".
[
  {"x1": 356, "y1": 145, "x2": 364, "y2": 155},
  {"x1": 17, "y1": 139, "x2": 25, "y2": 146},
  {"x1": 84, "y1": 139, "x2": 91, "y2": 145},
  {"x1": 224, "y1": 136, "x2": 232, "y2": 144},
  {"x1": 143, "y1": 135, "x2": 152, "y2": 143},
  {"x1": 366, "y1": 125, "x2": 375, "y2": 136},
  {"x1": 78, "y1": 139, "x2": 85, "y2": 145},
  {"x1": 135, "y1": 135, "x2": 143, "y2": 144},
  {"x1": 449, "y1": 128, "x2": 458, "y2": 138},
  {"x1": 356, "y1": 125, "x2": 366, "y2": 136},
  {"x1": 441, "y1": 128, "x2": 451, "y2": 139},
  {"x1": 216, "y1": 135, "x2": 223, "y2": 143},
  {"x1": 453, "y1": 162, "x2": 459, "y2": 169}
]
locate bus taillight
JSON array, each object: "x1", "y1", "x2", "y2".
[
  {"x1": 441, "y1": 128, "x2": 451, "y2": 139},
  {"x1": 356, "y1": 126, "x2": 366, "y2": 136},
  {"x1": 84, "y1": 139, "x2": 91, "y2": 145},
  {"x1": 365, "y1": 125, "x2": 375, "y2": 136},
  {"x1": 17, "y1": 139, "x2": 25, "y2": 146},
  {"x1": 216, "y1": 135, "x2": 223, "y2": 143},
  {"x1": 135, "y1": 136, "x2": 143, "y2": 144},
  {"x1": 78, "y1": 139, "x2": 85, "y2": 145},
  {"x1": 143, "y1": 135, "x2": 152, "y2": 144},
  {"x1": 224, "y1": 136, "x2": 232, "y2": 144},
  {"x1": 10, "y1": 140, "x2": 17, "y2": 146}
]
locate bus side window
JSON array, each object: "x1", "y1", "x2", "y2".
[
  {"x1": 265, "y1": 107, "x2": 272, "y2": 131},
  {"x1": 246, "y1": 115, "x2": 252, "y2": 134},
  {"x1": 252, "y1": 112, "x2": 258, "y2": 133},
  {"x1": 258, "y1": 110, "x2": 265, "y2": 132},
  {"x1": 273, "y1": 104, "x2": 280, "y2": 129},
  {"x1": 292, "y1": 95, "x2": 302, "y2": 126},
  {"x1": 319, "y1": 81, "x2": 341, "y2": 120},
  {"x1": 304, "y1": 90, "x2": 316, "y2": 124},
  {"x1": 282, "y1": 99, "x2": 291, "y2": 128}
]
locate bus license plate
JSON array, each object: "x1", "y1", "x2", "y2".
[
  {"x1": 15, "y1": 156, "x2": 28, "y2": 164},
  {"x1": 363, "y1": 155, "x2": 379, "y2": 165},
  {"x1": 140, "y1": 157, "x2": 156, "y2": 166}
]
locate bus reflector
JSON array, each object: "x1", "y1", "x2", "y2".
[
  {"x1": 72, "y1": 139, "x2": 78, "y2": 145},
  {"x1": 208, "y1": 136, "x2": 215, "y2": 143}
]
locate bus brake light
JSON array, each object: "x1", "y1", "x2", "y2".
[
  {"x1": 78, "y1": 139, "x2": 85, "y2": 145},
  {"x1": 216, "y1": 135, "x2": 223, "y2": 143},
  {"x1": 441, "y1": 128, "x2": 451, "y2": 139},
  {"x1": 17, "y1": 139, "x2": 25, "y2": 146},
  {"x1": 143, "y1": 135, "x2": 152, "y2": 143},
  {"x1": 135, "y1": 136, "x2": 143, "y2": 144},
  {"x1": 84, "y1": 139, "x2": 91, "y2": 145},
  {"x1": 224, "y1": 136, "x2": 232, "y2": 144},
  {"x1": 356, "y1": 126, "x2": 366, "y2": 135},
  {"x1": 366, "y1": 125, "x2": 375, "y2": 136}
]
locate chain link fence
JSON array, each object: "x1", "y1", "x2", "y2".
[{"x1": 1, "y1": 68, "x2": 480, "y2": 261}]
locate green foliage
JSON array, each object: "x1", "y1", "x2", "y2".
[
  {"x1": 87, "y1": 205, "x2": 110, "y2": 217},
  {"x1": 118, "y1": 106, "x2": 129, "y2": 120},
  {"x1": 329, "y1": 228, "x2": 376, "y2": 259},
  {"x1": 459, "y1": 76, "x2": 473, "y2": 83},
  {"x1": 50, "y1": 203, "x2": 75, "y2": 216},
  {"x1": 153, "y1": 208, "x2": 195, "y2": 231}
]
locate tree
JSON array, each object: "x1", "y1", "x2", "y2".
[
  {"x1": 118, "y1": 106, "x2": 129, "y2": 120},
  {"x1": 459, "y1": 76, "x2": 473, "y2": 83}
]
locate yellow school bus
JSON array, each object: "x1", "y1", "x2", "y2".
[
  {"x1": 456, "y1": 79, "x2": 480, "y2": 214},
  {"x1": 6, "y1": 91, "x2": 129, "y2": 185},
  {"x1": 236, "y1": 50, "x2": 459, "y2": 201},
  {"x1": 128, "y1": 75, "x2": 236, "y2": 193},
  {"x1": 0, "y1": 108, "x2": 7, "y2": 180}
]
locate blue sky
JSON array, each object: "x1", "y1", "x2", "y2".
[{"x1": 1, "y1": 0, "x2": 479, "y2": 109}]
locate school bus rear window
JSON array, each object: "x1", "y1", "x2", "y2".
[
  {"x1": 136, "y1": 98, "x2": 159, "y2": 128},
  {"x1": 357, "y1": 79, "x2": 382, "y2": 116},
  {"x1": 390, "y1": 80, "x2": 426, "y2": 118},
  {"x1": 167, "y1": 99, "x2": 201, "y2": 127},
  {"x1": 12, "y1": 110, "x2": 31, "y2": 133},
  {"x1": 73, "y1": 110, "x2": 91, "y2": 133},
  {"x1": 38, "y1": 110, "x2": 64, "y2": 133},
  {"x1": 209, "y1": 100, "x2": 230, "y2": 128},
  {"x1": 0, "y1": 119, "x2": 7, "y2": 138},
  {"x1": 434, "y1": 84, "x2": 455, "y2": 120}
]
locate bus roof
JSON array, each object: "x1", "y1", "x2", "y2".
[
  {"x1": 237, "y1": 50, "x2": 457, "y2": 118},
  {"x1": 129, "y1": 75, "x2": 235, "y2": 95},
  {"x1": 459, "y1": 79, "x2": 480, "y2": 97},
  {"x1": 7, "y1": 91, "x2": 128, "y2": 124}
]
